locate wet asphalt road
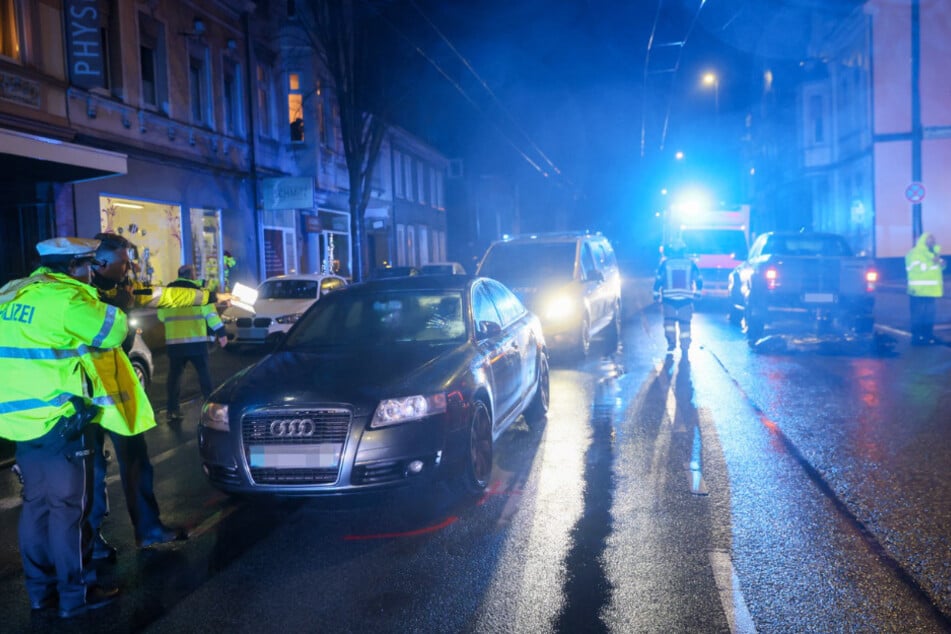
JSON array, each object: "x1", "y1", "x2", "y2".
[{"x1": 0, "y1": 276, "x2": 949, "y2": 632}]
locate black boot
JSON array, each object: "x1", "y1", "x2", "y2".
[{"x1": 92, "y1": 532, "x2": 117, "y2": 563}]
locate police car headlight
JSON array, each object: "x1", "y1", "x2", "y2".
[
  {"x1": 543, "y1": 294, "x2": 578, "y2": 321},
  {"x1": 371, "y1": 393, "x2": 447, "y2": 428},
  {"x1": 201, "y1": 402, "x2": 230, "y2": 432},
  {"x1": 275, "y1": 312, "x2": 304, "y2": 325}
]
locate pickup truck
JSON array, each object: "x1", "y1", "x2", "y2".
[{"x1": 727, "y1": 231, "x2": 879, "y2": 344}]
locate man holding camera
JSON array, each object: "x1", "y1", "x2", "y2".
[{"x1": 0, "y1": 237, "x2": 154, "y2": 618}]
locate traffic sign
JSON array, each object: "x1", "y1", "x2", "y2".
[{"x1": 905, "y1": 182, "x2": 926, "y2": 203}]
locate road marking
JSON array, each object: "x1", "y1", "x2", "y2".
[
  {"x1": 0, "y1": 437, "x2": 198, "y2": 510},
  {"x1": 709, "y1": 549, "x2": 757, "y2": 634},
  {"x1": 187, "y1": 503, "x2": 242, "y2": 540},
  {"x1": 876, "y1": 325, "x2": 908, "y2": 338}
]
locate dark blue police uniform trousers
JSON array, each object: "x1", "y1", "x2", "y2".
[
  {"x1": 909, "y1": 295, "x2": 937, "y2": 340},
  {"x1": 90, "y1": 426, "x2": 163, "y2": 541},
  {"x1": 166, "y1": 346, "x2": 213, "y2": 414},
  {"x1": 15, "y1": 420, "x2": 97, "y2": 610}
]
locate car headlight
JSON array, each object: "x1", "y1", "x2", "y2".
[
  {"x1": 275, "y1": 312, "x2": 304, "y2": 325},
  {"x1": 543, "y1": 293, "x2": 579, "y2": 321},
  {"x1": 371, "y1": 393, "x2": 447, "y2": 428},
  {"x1": 201, "y1": 402, "x2": 230, "y2": 432}
]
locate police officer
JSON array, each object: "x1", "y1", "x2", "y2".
[
  {"x1": 158, "y1": 264, "x2": 228, "y2": 422},
  {"x1": 905, "y1": 232, "x2": 946, "y2": 345},
  {"x1": 653, "y1": 240, "x2": 703, "y2": 353},
  {"x1": 88, "y1": 233, "x2": 188, "y2": 560},
  {"x1": 0, "y1": 237, "x2": 151, "y2": 618}
]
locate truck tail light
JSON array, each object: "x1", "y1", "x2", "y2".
[
  {"x1": 765, "y1": 267, "x2": 779, "y2": 290},
  {"x1": 865, "y1": 269, "x2": 878, "y2": 292}
]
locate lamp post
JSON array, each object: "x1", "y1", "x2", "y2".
[{"x1": 702, "y1": 71, "x2": 719, "y2": 115}]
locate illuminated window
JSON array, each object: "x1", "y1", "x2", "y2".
[
  {"x1": 288, "y1": 72, "x2": 304, "y2": 142},
  {"x1": 0, "y1": 0, "x2": 20, "y2": 60}
]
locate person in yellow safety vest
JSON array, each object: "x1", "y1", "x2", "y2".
[
  {"x1": 157, "y1": 264, "x2": 228, "y2": 423},
  {"x1": 223, "y1": 250, "x2": 236, "y2": 292},
  {"x1": 905, "y1": 231, "x2": 947, "y2": 346},
  {"x1": 653, "y1": 240, "x2": 703, "y2": 354},
  {"x1": 0, "y1": 237, "x2": 150, "y2": 618},
  {"x1": 88, "y1": 233, "x2": 189, "y2": 562}
]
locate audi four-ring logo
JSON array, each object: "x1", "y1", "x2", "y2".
[{"x1": 269, "y1": 419, "x2": 316, "y2": 437}]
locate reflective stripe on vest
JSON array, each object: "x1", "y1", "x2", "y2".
[
  {"x1": 906, "y1": 248, "x2": 944, "y2": 297},
  {"x1": 0, "y1": 271, "x2": 141, "y2": 440},
  {"x1": 663, "y1": 259, "x2": 696, "y2": 301},
  {"x1": 158, "y1": 303, "x2": 221, "y2": 345}
]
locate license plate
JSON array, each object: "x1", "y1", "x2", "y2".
[
  {"x1": 804, "y1": 292, "x2": 834, "y2": 303},
  {"x1": 248, "y1": 444, "x2": 341, "y2": 468}
]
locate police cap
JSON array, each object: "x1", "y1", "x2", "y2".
[{"x1": 36, "y1": 237, "x2": 101, "y2": 259}]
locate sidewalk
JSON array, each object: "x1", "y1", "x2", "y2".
[{"x1": 873, "y1": 283, "x2": 951, "y2": 338}]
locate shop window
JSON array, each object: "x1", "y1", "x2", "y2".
[
  {"x1": 0, "y1": 0, "x2": 20, "y2": 61},
  {"x1": 288, "y1": 72, "x2": 304, "y2": 142},
  {"x1": 396, "y1": 224, "x2": 406, "y2": 265}
]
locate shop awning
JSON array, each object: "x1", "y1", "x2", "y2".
[{"x1": 0, "y1": 128, "x2": 127, "y2": 184}]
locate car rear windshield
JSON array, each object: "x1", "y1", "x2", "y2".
[
  {"x1": 258, "y1": 279, "x2": 319, "y2": 300},
  {"x1": 284, "y1": 290, "x2": 467, "y2": 347},
  {"x1": 478, "y1": 242, "x2": 576, "y2": 285},
  {"x1": 680, "y1": 229, "x2": 749, "y2": 259},
  {"x1": 763, "y1": 235, "x2": 853, "y2": 257}
]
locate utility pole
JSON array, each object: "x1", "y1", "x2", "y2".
[{"x1": 911, "y1": 0, "x2": 922, "y2": 243}]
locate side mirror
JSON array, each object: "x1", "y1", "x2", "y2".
[{"x1": 477, "y1": 321, "x2": 502, "y2": 339}]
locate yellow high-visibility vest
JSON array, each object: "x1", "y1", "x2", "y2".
[
  {"x1": 906, "y1": 234, "x2": 944, "y2": 298},
  {"x1": 0, "y1": 268, "x2": 156, "y2": 441}
]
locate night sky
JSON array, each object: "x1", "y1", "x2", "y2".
[{"x1": 372, "y1": 0, "x2": 863, "y2": 255}]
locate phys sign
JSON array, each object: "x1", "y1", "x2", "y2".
[
  {"x1": 65, "y1": 0, "x2": 105, "y2": 89},
  {"x1": 230, "y1": 283, "x2": 259, "y2": 314}
]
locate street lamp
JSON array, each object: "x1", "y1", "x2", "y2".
[{"x1": 702, "y1": 71, "x2": 719, "y2": 115}]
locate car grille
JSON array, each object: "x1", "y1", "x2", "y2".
[
  {"x1": 242, "y1": 408, "x2": 351, "y2": 485},
  {"x1": 235, "y1": 317, "x2": 273, "y2": 328}
]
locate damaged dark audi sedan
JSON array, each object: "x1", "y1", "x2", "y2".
[{"x1": 199, "y1": 275, "x2": 550, "y2": 497}]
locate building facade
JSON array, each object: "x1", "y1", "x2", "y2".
[
  {"x1": 0, "y1": 0, "x2": 450, "y2": 288},
  {"x1": 798, "y1": 0, "x2": 951, "y2": 258}
]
